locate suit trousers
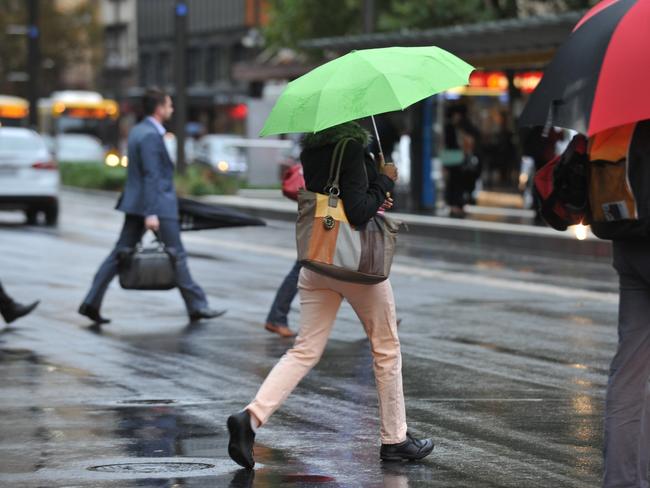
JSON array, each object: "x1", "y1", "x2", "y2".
[
  {"x1": 246, "y1": 268, "x2": 408, "y2": 444},
  {"x1": 604, "y1": 240, "x2": 650, "y2": 488},
  {"x1": 82, "y1": 214, "x2": 208, "y2": 315}
]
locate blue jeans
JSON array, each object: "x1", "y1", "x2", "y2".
[{"x1": 266, "y1": 261, "x2": 301, "y2": 327}]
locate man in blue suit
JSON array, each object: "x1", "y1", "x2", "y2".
[{"x1": 79, "y1": 88, "x2": 224, "y2": 324}]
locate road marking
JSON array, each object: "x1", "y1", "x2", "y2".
[{"x1": 186, "y1": 234, "x2": 618, "y2": 304}]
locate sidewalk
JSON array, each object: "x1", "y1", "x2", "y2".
[{"x1": 203, "y1": 189, "x2": 612, "y2": 261}]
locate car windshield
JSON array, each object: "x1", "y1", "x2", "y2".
[
  {"x1": 208, "y1": 141, "x2": 241, "y2": 158},
  {"x1": 58, "y1": 136, "x2": 102, "y2": 153},
  {"x1": 0, "y1": 131, "x2": 46, "y2": 153}
]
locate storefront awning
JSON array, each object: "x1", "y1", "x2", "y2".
[{"x1": 299, "y1": 11, "x2": 583, "y2": 70}]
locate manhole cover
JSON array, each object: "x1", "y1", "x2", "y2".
[
  {"x1": 88, "y1": 462, "x2": 214, "y2": 474},
  {"x1": 117, "y1": 399, "x2": 177, "y2": 405}
]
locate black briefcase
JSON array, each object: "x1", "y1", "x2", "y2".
[{"x1": 118, "y1": 233, "x2": 177, "y2": 290}]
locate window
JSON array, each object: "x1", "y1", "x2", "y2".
[
  {"x1": 186, "y1": 48, "x2": 202, "y2": 86},
  {"x1": 206, "y1": 46, "x2": 219, "y2": 84},
  {"x1": 140, "y1": 53, "x2": 152, "y2": 86},
  {"x1": 157, "y1": 51, "x2": 171, "y2": 86}
]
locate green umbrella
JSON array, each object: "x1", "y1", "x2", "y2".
[{"x1": 260, "y1": 45, "x2": 474, "y2": 154}]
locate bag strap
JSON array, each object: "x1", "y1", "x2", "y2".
[
  {"x1": 326, "y1": 138, "x2": 352, "y2": 197},
  {"x1": 137, "y1": 230, "x2": 165, "y2": 251}
]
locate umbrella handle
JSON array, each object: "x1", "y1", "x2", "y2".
[
  {"x1": 377, "y1": 152, "x2": 394, "y2": 167},
  {"x1": 371, "y1": 115, "x2": 386, "y2": 160}
]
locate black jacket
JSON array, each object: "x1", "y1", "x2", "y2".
[
  {"x1": 591, "y1": 120, "x2": 650, "y2": 241},
  {"x1": 301, "y1": 139, "x2": 394, "y2": 227}
]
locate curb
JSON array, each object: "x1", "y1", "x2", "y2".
[
  {"x1": 61, "y1": 187, "x2": 612, "y2": 261},
  {"x1": 200, "y1": 195, "x2": 612, "y2": 261}
]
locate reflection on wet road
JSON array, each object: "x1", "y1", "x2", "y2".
[{"x1": 0, "y1": 190, "x2": 617, "y2": 487}]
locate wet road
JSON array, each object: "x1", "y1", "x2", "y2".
[{"x1": 0, "y1": 190, "x2": 618, "y2": 487}]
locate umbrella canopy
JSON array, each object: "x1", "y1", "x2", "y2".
[
  {"x1": 519, "y1": 0, "x2": 650, "y2": 136},
  {"x1": 178, "y1": 198, "x2": 265, "y2": 231},
  {"x1": 260, "y1": 46, "x2": 474, "y2": 137}
]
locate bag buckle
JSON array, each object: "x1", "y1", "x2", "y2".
[{"x1": 323, "y1": 215, "x2": 335, "y2": 230}]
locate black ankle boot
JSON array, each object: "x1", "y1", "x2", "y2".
[
  {"x1": 1, "y1": 299, "x2": 39, "y2": 324},
  {"x1": 227, "y1": 410, "x2": 256, "y2": 469}
]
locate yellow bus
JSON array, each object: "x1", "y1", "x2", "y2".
[
  {"x1": 38, "y1": 91, "x2": 120, "y2": 150},
  {"x1": 0, "y1": 95, "x2": 29, "y2": 127}
]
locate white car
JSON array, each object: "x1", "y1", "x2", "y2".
[
  {"x1": 163, "y1": 133, "x2": 196, "y2": 166},
  {"x1": 0, "y1": 127, "x2": 59, "y2": 225},
  {"x1": 54, "y1": 133, "x2": 105, "y2": 164},
  {"x1": 194, "y1": 135, "x2": 248, "y2": 176}
]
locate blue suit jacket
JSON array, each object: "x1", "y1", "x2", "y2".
[{"x1": 116, "y1": 119, "x2": 178, "y2": 219}]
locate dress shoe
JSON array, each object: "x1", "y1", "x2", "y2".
[
  {"x1": 1, "y1": 300, "x2": 39, "y2": 324},
  {"x1": 78, "y1": 303, "x2": 111, "y2": 325},
  {"x1": 227, "y1": 410, "x2": 256, "y2": 469},
  {"x1": 264, "y1": 322, "x2": 297, "y2": 338},
  {"x1": 189, "y1": 308, "x2": 226, "y2": 323},
  {"x1": 380, "y1": 432, "x2": 434, "y2": 462}
]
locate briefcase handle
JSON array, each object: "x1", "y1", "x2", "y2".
[{"x1": 135, "y1": 230, "x2": 166, "y2": 252}]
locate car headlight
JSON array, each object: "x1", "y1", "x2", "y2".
[
  {"x1": 217, "y1": 160, "x2": 229, "y2": 172},
  {"x1": 120, "y1": 155, "x2": 128, "y2": 167},
  {"x1": 105, "y1": 153, "x2": 120, "y2": 167}
]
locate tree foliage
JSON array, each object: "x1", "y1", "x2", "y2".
[
  {"x1": 0, "y1": 0, "x2": 102, "y2": 96},
  {"x1": 263, "y1": 0, "x2": 599, "y2": 49}
]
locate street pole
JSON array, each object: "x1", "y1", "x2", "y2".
[
  {"x1": 409, "y1": 97, "x2": 436, "y2": 213},
  {"x1": 27, "y1": 0, "x2": 40, "y2": 129},
  {"x1": 421, "y1": 96, "x2": 436, "y2": 212},
  {"x1": 174, "y1": 1, "x2": 188, "y2": 174},
  {"x1": 363, "y1": 0, "x2": 375, "y2": 34}
]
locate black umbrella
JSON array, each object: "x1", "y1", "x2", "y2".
[{"x1": 178, "y1": 198, "x2": 265, "y2": 231}]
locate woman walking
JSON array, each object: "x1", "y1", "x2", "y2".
[{"x1": 227, "y1": 122, "x2": 434, "y2": 468}]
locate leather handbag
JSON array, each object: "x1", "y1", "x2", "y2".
[
  {"x1": 117, "y1": 232, "x2": 177, "y2": 290},
  {"x1": 296, "y1": 138, "x2": 399, "y2": 285}
]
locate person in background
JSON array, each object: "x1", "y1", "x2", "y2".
[
  {"x1": 263, "y1": 146, "x2": 304, "y2": 338},
  {"x1": 78, "y1": 87, "x2": 225, "y2": 325},
  {"x1": 0, "y1": 280, "x2": 39, "y2": 324},
  {"x1": 264, "y1": 260, "x2": 301, "y2": 338},
  {"x1": 444, "y1": 106, "x2": 481, "y2": 218}
]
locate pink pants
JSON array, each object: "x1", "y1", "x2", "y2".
[{"x1": 246, "y1": 268, "x2": 408, "y2": 444}]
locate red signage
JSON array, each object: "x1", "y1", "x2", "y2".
[{"x1": 467, "y1": 71, "x2": 542, "y2": 94}]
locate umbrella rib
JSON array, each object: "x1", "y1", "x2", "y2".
[{"x1": 312, "y1": 52, "x2": 405, "y2": 130}]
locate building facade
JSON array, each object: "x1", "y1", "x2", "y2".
[
  {"x1": 100, "y1": 0, "x2": 138, "y2": 101},
  {"x1": 134, "y1": 0, "x2": 265, "y2": 134}
]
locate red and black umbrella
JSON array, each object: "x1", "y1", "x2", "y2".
[{"x1": 519, "y1": 0, "x2": 650, "y2": 136}]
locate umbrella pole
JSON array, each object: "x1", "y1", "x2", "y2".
[{"x1": 371, "y1": 115, "x2": 386, "y2": 164}]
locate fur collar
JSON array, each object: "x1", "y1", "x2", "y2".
[{"x1": 301, "y1": 122, "x2": 371, "y2": 149}]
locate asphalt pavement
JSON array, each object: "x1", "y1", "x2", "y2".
[{"x1": 0, "y1": 189, "x2": 619, "y2": 487}]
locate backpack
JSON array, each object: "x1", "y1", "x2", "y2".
[
  {"x1": 533, "y1": 134, "x2": 589, "y2": 231},
  {"x1": 588, "y1": 122, "x2": 650, "y2": 240},
  {"x1": 534, "y1": 122, "x2": 650, "y2": 240}
]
